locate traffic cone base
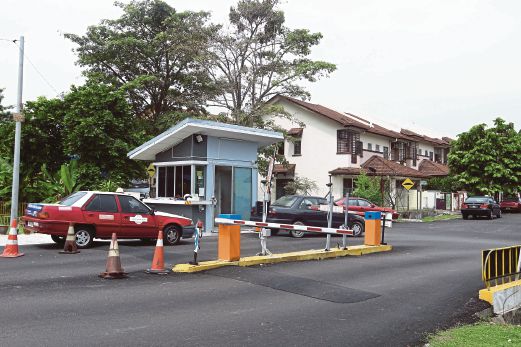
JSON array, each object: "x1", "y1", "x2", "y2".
[
  {"x1": 1, "y1": 220, "x2": 24, "y2": 258},
  {"x1": 60, "y1": 223, "x2": 80, "y2": 254},
  {"x1": 99, "y1": 233, "x2": 127, "y2": 279},
  {"x1": 145, "y1": 230, "x2": 168, "y2": 275}
]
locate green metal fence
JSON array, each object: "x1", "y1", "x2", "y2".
[
  {"x1": 0, "y1": 214, "x2": 10, "y2": 227},
  {"x1": 0, "y1": 202, "x2": 28, "y2": 217}
]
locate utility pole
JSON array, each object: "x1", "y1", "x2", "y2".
[{"x1": 10, "y1": 36, "x2": 24, "y2": 227}]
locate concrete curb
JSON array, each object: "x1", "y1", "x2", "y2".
[{"x1": 172, "y1": 244, "x2": 392, "y2": 273}]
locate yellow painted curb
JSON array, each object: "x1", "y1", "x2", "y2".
[
  {"x1": 172, "y1": 244, "x2": 392, "y2": 273},
  {"x1": 173, "y1": 260, "x2": 238, "y2": 273},
  {"x1": 479, "y1": 279, "x2": 521, "y2": 304}
]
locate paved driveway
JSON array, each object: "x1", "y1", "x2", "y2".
[{"x1": 0, "y1": 214, "x2": 519, "y2": 346}]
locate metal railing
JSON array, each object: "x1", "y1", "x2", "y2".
[
  {"x1": 0, "y1": 202, "x2": 28, "y2": 217},
  {"x1": 482, "y1": 245, "x2": 521, "y2": 289}
]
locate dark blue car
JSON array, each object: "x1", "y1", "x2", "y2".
[{"x1": 251, "y1": 195, "x2": 365, "y2": 238}]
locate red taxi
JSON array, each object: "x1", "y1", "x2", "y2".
[{"x1": 22, "y1": 191, "x2": 195, "y2": 248}]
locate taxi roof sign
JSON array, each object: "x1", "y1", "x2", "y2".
[{"x1": 402, "y1": 178, "x2": 415, "y2": 190}]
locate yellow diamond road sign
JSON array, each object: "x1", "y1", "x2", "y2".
[
  {"x1": 147, "y1": 164, "x2": 156, "y2": 178},
  {"x1": 402, "y1": 178, "x2": 415, "y2": 190}
]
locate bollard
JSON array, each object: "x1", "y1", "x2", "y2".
[
  {"x1": 189, "y1": 220, "x2": 204, "y2": 265},
  {"x1": 364, "y1": 211, "x2": 382, "y2": 246}
]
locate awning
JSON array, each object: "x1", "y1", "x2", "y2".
[{"x1": 287, "y1": 128, "x2": 303, "y2": 137}]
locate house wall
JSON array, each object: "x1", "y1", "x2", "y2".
[
  {"x1": 360, "y1": 132, "x2": 390, "y2": 165},
  {"x1": 266, "y1": 99, "x2": 358, "y2": 198},
  {"x1": 416, "y1": 141, "x2": 436, "y2": 167}
]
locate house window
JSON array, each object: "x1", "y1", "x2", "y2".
[
  {"x1": 376, "y1": 144, "x2": 380, "y2": 152},
  {"x1": 429, "y1": 152, "x2": 434, "y2": 161},
  {"x1": 367, "y1": 143, "x2": 372, "y2": 151},
  {"x1": 383, "y1": 146, "x2": 389, "y2": 159},
  {"x1": 417, "y1": 148, "x2": 422, "y2": 155},
  {"x1": 343, "y1": 178, "x2": 356, "y2": 196},
  {"x1": 293, "y1": 140, "x2": 301, "y2": 156},
  {"x1": 337, "y1": 130, "x2": 352, "y2": 154},
  {"x1": 425, "y1": 150, "x2": 428, "y2": 156},
  {"x1": 277, "y1": 142, "x2": 284, "y2": 155},
  {"x1": 158, "y1": 165, "x2": 193, "y2": 198}
]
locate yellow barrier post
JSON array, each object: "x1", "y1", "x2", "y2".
[
  {"x1": 218, "y1": 224, "x2": 241, "y2": 261},
  {"x1": 364, "y1": 211, "x2": 382, "y2": 246}
]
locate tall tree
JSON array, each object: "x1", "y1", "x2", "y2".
[
  {"x1": 0, "y1": 88, "x2": 11, "y2": 121},
  {"x1": 448, "y1": 118, "x2": 521, "y2": 195},
  {"x1": 208, "y1": 0, "x2": 336, "y2": 126},
  {"x1": 62, "y1": 83, "x2": 145, "y2": 186},
  {"x1": 65, "y1": 0, "x2": 217, "y2": 134}
]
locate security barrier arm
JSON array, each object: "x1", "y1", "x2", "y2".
[{"x1": 214, "y1": 218, "x2": 354, "y2": 236}]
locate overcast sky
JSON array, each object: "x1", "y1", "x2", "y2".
[{"x1": 1, "y1": 0, "x2": 520, "y2": 137}]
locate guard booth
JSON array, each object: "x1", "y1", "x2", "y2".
[{"x1": 127, "y1": 118, "x2": 283, "y2": 231}]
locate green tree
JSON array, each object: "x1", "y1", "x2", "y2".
[
  {"x1": 283, "y1": 176, "x2": 318, "y2": 196},
  {"x1": 65, "y1": 0, "x2": 217, "y2": 134},
  {"x1": 0, "y1": 83, "x2": 146, "y2": 201},
  {"x1": 353, "y1": 172, "x2": 383, "y2": 206},
  {"x1": 424, "y1": 175, "x2": 461, "y2": 192},
  {"x1": 448, "y1": 117, "x2": 521, "y2": 195},
  {"x1": 0, "y1": 88, "x2": 11, "y2": 121},
  {"x1": 208, "y1": 0, "x2": 336, "y2": 126},
  {"x1": 61, "y1": 83, "x2": 145, "y2": 187}
]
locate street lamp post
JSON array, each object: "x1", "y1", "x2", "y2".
[{"x1": 9, "y1": 35, "x2": 24, "y2": 227}]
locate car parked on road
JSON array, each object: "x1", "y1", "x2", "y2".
[
  {"x1": 22, "y1": 191, "x2": 195, "y2": 248},
  {"x1": 461, "y1": 196, "x2": 501, "y2": 220},
  {"x1": 251, "y1": 195, "x2": 365, "y2": 237},
  {"x1": 500, "y1": 195, "x2": 521, "y2": 213},
  {"x1": 334, "y1": 197, "x2": 399, "y2": 220}
]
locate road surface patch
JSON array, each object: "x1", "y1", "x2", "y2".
[{"x1": 208, "y1": 266, "x2": 380, "y2": 303}]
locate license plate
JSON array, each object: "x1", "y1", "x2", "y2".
[{"x1": 27, "y1": 221, "x2": 34, "y2": 227}]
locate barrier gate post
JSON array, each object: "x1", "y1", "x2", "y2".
[
  {"x1": 258, "y1": 179, "x2": 272, "y2": 256},
  {"x1": 342, "y1": 192, "x2": 349, "y2": 250},
  {"x1": 325, "y1": 175, "x2": 333, "y2": 251}
]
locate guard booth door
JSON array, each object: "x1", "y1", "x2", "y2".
[
  {"x1": 215, "y1": 166, "x2": 252, "y2": 220},
  {"x1": 215, "y1": 166, "x2": 232, "y2": 215}
]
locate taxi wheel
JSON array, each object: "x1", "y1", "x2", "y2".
[
  {"x1": 164, "y1": 225, "x2": 181, "y2": 245},
  {"x1": 75, "y1": 226, "x2": 94, "y2": 248}
]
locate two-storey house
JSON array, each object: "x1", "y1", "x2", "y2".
[{"x1": 266, "y1": 95, "x2": 451, "y2": 209}]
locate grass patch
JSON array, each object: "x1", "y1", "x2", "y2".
[
  {"x1": 428, "y1": 322, "x2": 521, "y2": 347},
  {"x1": 422, "y1": 214, "x2": 461, "y2": 222}
]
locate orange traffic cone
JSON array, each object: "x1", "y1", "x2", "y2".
[
  {"x1": 146, "y1": 230, "x2": 169, "y2": 275},
  {"x1": 99, "y1": 233, "x2": 127, "y2": 279},
  {"x1": 1, "y1": 219, "x2": 24, "y2": 258},
  {"x1": 59, "y1": 223, "x2": 80, "y2": 254}
]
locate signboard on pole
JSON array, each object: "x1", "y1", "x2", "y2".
[
  {"x1": 402, "y1": 178, "x2": 415, "y2": 190},
  {"x1": 147, "y1": 164, "x2": 156, "y2": 178},
  {"x1": 266, "y1": 157, "x2": 275, "y2": 187}
]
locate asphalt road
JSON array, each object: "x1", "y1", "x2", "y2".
[{"x1": 1, "y1": 214, "x2": 520, "y2": 346}]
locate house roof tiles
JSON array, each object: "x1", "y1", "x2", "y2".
[
  {"x1": 418, "y1": 160, "x2": 450, "y2": 177},
  {"x1": 273, "y1": 95, "x2": 449, "y2": 146}
]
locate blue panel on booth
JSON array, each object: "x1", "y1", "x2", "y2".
[
  {"x1": 364, "y1": 211, "x2": 381, "y2": 220},
  {"x1": 218, "y1": 214, "x2": 242, "y2": 220}
]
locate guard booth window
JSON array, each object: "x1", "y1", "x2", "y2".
[{"x1": 157, "y1": 165, "x2": 192, "y2": 198}]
